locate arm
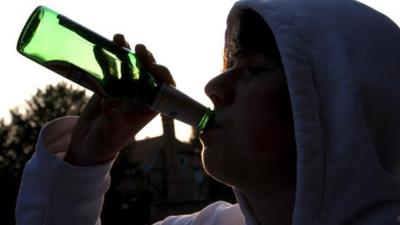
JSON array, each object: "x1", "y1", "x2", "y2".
[
  {"x1": 16, "y1": 117, "x2": 113, "y2": 225},
  {"x1": 16, "y1": 34, "x2": 175, "y2": 225},
  {"x1": 16, "y1": 130, "x2": 243, "y2": 225}
]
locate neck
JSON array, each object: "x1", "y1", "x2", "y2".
[{"x1": 238, "y1": 180, "x2": 296, "y2": 225}]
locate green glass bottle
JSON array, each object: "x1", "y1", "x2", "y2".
[{"x1": 17, "y1": 6, "x2": 212, "y2": 130}]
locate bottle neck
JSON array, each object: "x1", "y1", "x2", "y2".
[{"x1": 150, "y1": 84, "x2": 212, "y2": 130}]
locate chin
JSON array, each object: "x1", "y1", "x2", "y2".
[
  {"x1": 201, "y1": 145, "x2": 222, "y2": 177},
  {"x1": 200, "y1": 145, "x2": 238, "y2": 187}
]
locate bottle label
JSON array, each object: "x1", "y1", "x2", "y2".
[
  {"x1": 44, "y1": 60, "x2": 83, "y2": 83},
  {"x1": 43, "y1": 61, "x2": 107, "y2": 96},
  {"x1": 150, "y1": 84, "x2": 208, "y2": 127}
]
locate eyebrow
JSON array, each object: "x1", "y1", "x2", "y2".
[{"x1": 232, "y1": 49, "x2": 245, "y2": 58}]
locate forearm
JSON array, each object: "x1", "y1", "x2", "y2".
[{"x1": 16, "y1": 117, "x2": 114, "y2": 225}]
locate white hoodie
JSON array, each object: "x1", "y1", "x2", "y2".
[{"x1": 16, "y1": 0, "x2": 400, "y2": 224}]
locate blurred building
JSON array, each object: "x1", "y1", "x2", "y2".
[
  {"x1": 102, "y1": 116, "x2": 235, "y2": 225},
  {"x1": 130, "y1": 115, "x2": 207, "y2": 203},
  {"x1": 123, "y1": 116, "x2": 213, "y2": 223}
]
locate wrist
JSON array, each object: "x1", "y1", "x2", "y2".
[{"x1": 63, "y1": 147, "x2": 117, "y2": 166}]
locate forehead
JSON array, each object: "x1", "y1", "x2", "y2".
[
  {"x1": 224, "y1": 10, "x2": 282, "y2": 69},
  {"x1": 230, "y1": 49, "x2": 282, "y2": 67}
]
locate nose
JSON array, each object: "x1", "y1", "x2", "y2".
[{"x1": 204, "y1": 71, "x2": 235, "y2": 107}]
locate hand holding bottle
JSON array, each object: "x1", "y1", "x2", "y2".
[
  {"x1": 63, "y1": 34, "x2": 175, "y2": 166},
  {"x1": 17, "y1": 6, "x2": 213, "y2": 165}
]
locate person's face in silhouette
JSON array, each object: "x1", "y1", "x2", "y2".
[{"x1": 201, "y1": 49, "x2": 296, "y2": 189}]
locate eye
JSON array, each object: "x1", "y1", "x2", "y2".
[{"x1": 239, "y1": 65, "x2": 281, "y2": 82}]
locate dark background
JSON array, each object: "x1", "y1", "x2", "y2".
[{"x1": 0, "y1": 82, "x2": 235, "y2": 225}]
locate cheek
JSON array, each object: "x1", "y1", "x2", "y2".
[
  {"x1": 234, "y1": 79, "x2": 294, "y2": 159},
  {"x1": 234, "y1": 84, "x2": 276, "y2": 144}
]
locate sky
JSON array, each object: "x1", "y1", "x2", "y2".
[{"x1": 1, "y1": 0, "x2": 399, "y2": 142}]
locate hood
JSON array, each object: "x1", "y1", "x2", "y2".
[{"x1": 227, "y1": 0, "x2": 400, "y2": 224}]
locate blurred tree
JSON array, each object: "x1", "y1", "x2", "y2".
[
  {"x1": 0, "y1": 82, "x2": 89, "y2": 225},
  {"x1": 0, "y1": 82, "x2": 150, "y2": 225},
  {"x1": 0, "y1": 82, "x2": 89, "y2": 178}
]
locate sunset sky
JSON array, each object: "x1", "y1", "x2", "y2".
[{"x1": 1, "y1": 0, "x2": 399, "y2": 141}]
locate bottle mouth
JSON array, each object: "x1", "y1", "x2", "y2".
[
  {"x1": 197, "y1": 109, "x2": 214, "y2": 131},
  {"x1": 17, "y1": 6, "x2": 45, "y2": 54}
]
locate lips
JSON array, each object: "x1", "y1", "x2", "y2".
[
  {"x1": 200, "y1": 115, "x2": 222, "y2": 132},
  {"x1": 199, "y1": 118, "x2": 222, "y2": 145}
]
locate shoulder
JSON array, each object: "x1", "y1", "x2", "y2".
[{"x1": 155, "y1": 201, "x2": 245, "y2": 225}]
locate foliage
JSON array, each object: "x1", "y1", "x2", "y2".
[
  {"x1": 0, "y1": 82, "x2": 88, "y2": 224},
  {"x1": 0, "y1": 82, "x2": 89, "y2": 178}
]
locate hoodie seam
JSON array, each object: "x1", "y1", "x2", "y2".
[{"x1": 282, "y1": 3, "x2": 326, "y2": 225}]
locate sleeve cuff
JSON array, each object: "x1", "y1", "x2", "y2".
[{"x1": 21, "y1": 116, "x2": 114, "y2": 204}]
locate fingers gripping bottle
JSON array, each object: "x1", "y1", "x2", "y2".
[{"x1": 17, "y1": 6, "x2": 213, "y2": 130}]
